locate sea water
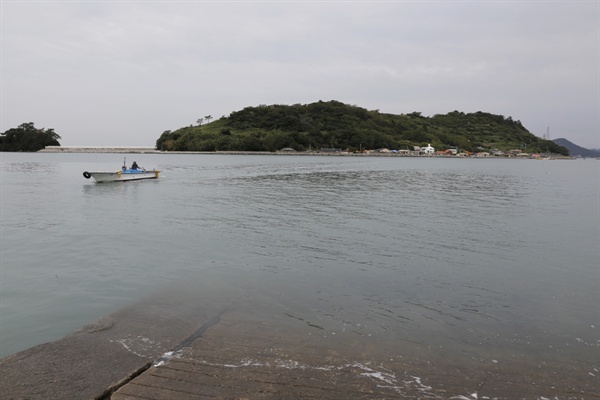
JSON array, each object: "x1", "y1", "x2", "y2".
[{"x1": 0, "y1": 152, "x2": 598, "y2": 397}]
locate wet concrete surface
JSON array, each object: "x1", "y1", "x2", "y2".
[
  {"x1": 1, "y1": 283, "x2": 597, "y2": 399},
  {"x1": 0, "y1": 285, "x2": 232, "y2": 400},
  {"x1": 111, "y1": 317, "x2": 412, "y2": 400},
  {"x1": 110, "y1": 308, "x2": 599, "y2": 400}
]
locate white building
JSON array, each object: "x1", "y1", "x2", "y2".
[{"x1": 421, "y1": 143, "x2": 435, "y2": 154}]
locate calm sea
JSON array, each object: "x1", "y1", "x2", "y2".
[{"x1": 1, "y1": 152, "x2": 598, "y2": 397}]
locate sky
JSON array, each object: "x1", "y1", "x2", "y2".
[{"x1": 1, "y1": 1, "x2": 599, "y2": 149}]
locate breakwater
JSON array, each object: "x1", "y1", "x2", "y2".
[{"x1": 39, "y1": 146, "x2": 160, "y2": 154}]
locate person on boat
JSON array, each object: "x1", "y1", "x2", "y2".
[{"x1": 131, "y1": 161, "x2": 139, "y2": 170}]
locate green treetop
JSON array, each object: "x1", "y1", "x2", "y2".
[{"x1": 0, "y1": 122, "x2": 61, "y2": 152}]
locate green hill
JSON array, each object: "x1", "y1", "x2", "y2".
[{"x1": 156, "y1": 100, "x2": 568, "y2": 155}]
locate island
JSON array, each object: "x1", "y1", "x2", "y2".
[{"x1": 156, "y1": 100, "x2": 568, "y2": 156}]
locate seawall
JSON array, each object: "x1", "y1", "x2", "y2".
[{"x1": 39, "y1": 146, "x2": 160, "y2": 154}]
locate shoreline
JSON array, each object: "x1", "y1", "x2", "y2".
[{"x1": 37, "y1": 146, "x2": 575, "y2": 159}]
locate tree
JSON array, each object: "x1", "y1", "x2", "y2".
[
  {"x1": 0, "y1": 122, "x2": 61, "y2": 152},
  {"x1": 196, "y1": 118, "x2": 204, "y2": 126},
  {"x1": 156, "y1": 130, "x2": 173, "y2": 150},
  {"x1": 204, "y1": 115, "x2": 212, "y2": 124}
]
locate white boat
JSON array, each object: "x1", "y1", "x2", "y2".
[{"x1": 83, "y1": 159, "x2": 160, "y2": 183}]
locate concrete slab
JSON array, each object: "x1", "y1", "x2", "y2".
[
  {"x1": 2, "y1": 281, "x2": 597, "y2": 399},
  {"x1": 0, "y1": 284, "x2": 236, "y2": 400},
  {"x1": 111, "y1": 306, "x2": 599, "y2": 400},
  {"x1": 111, "y1": 313, "x2": 411, "y2": 400}
]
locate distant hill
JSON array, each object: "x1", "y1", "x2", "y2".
[
  {"x1": 156, "y1": 100, "x2": 568, "y2": 155},
  {"x1": 553, "y1": 138, "x2": 599, "y2": 157}
]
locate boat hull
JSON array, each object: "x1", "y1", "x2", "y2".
[{"x1": 83, "y1": 170, "x2": 160, "y2": 183}]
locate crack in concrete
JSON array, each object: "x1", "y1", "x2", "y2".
[
  {"x1": 97, "y1": 308, "x2": 228, "y2": 399},
  {"x1": 95, "y1": 362, "x2": 152, "y2": 400}
]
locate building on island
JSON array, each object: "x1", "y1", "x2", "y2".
[{"x1": 421, "y1": 144, "x2": 435, "y2": 154}]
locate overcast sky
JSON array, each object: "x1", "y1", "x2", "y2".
[{"x1": 1, "y1": 1, "x2": 598, "y2": 149}]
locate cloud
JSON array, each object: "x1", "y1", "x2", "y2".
[{"x1": 1, "y1": 1, "x2": 598, "y2": 148}]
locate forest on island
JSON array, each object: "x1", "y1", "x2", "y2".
[{"x1": 156, "y1": 101, "x2": 568, "y2": 155}]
